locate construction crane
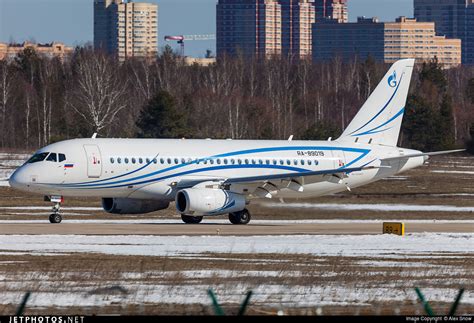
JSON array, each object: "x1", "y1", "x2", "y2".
[{"x1": 164, "y1": 34, "x2": 216, "y2": 57}]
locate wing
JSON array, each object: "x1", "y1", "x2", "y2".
[
  {"x1": 173, "y1": 165, "x2": 382, "y2": 194},
  {"x1": 223, "y1": 165, "x2": 381, "y2": 184}
]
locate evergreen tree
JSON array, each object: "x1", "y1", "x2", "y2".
[
  {"x1": 136, "y1": 91, "x2": 188, "y2": 138},
  {"x1": 403, "y1": 58, "x2": 455, "y2": 151},
  {"x1": 301, "y1": 122, "x2": 340, "y2": 141},
  {"x1": 467, "y1": 78, "x2": 474, "y2": 104},
  {"x1": 402, "y1": 95, "x2": 438, "y2": 151},
  {"x1": 438, "y1": 94, "x2": 455, "y2": 149},
  {"x1": 419, "y1": 58, "x2": 447, "y2": 92},
  {"x1": 467, "y1": 123, "x2": 474, "y2": 154}
]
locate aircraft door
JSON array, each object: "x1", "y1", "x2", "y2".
[
  {"x1": 332, "y1": 150, "x2": 347, "y2": 169},
  {"x1": 83, "y1": 145, "x2": 102, "y2": 178}
]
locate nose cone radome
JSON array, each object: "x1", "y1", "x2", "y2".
[{"x1": 8, "y1": 167, "x2": 29, "y2": 191}]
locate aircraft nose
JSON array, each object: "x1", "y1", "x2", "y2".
[{"x1": 8, "y1": 167, "x2": 29, "y2": 190}]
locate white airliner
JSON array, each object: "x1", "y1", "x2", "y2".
[{"x1": 9, "y1": 59, "x2": 463, "y2": 224}]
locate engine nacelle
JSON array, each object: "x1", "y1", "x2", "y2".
[
  {"x1": 102, "y1": 198, "x2": 170, "y2": 215},
  {"x1": 176, "y1": 189, "x2": 246, "y2": 216}
]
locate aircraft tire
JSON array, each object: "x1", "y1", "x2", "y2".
[
  {"x1": 181, "y1": 214, "x2": 203, "y2": 224},
  {"x1": 49, "y1": 213, "x2": 62, "y2": 224},
  {"x1": 228, "y1": 209, "x2": 251, "y2": 225}
]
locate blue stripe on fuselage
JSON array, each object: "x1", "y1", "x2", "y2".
[{"x1": 54, "y1": 146, "x2": 371, "y2": 189}]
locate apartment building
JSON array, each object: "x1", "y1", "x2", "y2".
[
  {"x1": 314, "y1": 0, "x2": 348, "y2": 22},
  {"x1": 217, "y1": 0, "x2": 317, "y2": 58},
  {"x1": 414, "y1": 0, "x2": 474, "y2": 64},
  {"x1": 312, "y1": 17, "x2": 461, "y2": 68},
  {"x1": 94, "y1": 0, "x2": 158, "y2": 60},
  {"x1": 0, "y1": 42, "x2": 73, "y2": 61}
]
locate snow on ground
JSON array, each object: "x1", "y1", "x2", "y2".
[
  {"x1": 0, "y1": 206, "x2": 103, "y2": 211},
  {"x1": 261, "y1": 203, "x2": 474, "y2": 212},
  {"x1": 431, "y1": 170, "x2": 474, "y2": 175},
  {"x1": 0, "y1": 153, "x2": 29, "y2": 186},
  {"x1": 0, "y1": 233, "x2": 471, "y2": 258},
  {"x1": 0, "y1": 219, "x2": 473, "y2": 224},
  {"x1": 0, "y1": 283, "x2": 471, "y2": 308}
]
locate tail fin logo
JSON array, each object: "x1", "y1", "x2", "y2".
[{"x1": 388, "y1": 71, "x2": 397, "y2": 88}]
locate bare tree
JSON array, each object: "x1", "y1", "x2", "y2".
[
  {"x1": 68, "y1": 50, "x2": 127, "y2": 134},
  {"x1": 0, "y1": 61, "x2": 13, "y2": 148}
]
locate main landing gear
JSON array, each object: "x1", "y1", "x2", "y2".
[
  {"x1": 180, "y1": 209, "x2": 252, "y2": 225},
  {"x1": 181, "y1": 214, "x2": 203, "y2": 224},
  {"x1": 46, "y1": 195, "x2": 63, "y2": 224},
  {"x1": 228, "y1": 209, "x2": 251, "y2": 225}
]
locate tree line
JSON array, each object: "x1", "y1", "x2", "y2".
[{"x1": 0, "y1": 45, "x2": 473, "y2": 153}]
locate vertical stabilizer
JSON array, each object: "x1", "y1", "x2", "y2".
[{"x1": 337, "y1": 59, "x2": 415, "y2": 147}]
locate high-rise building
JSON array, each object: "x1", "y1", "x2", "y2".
[
  {"x1": 314, "y1": 0, "x2": 348, "y2": 23},
  {"x1": 414, "y1": 0, "x2": 474, "y2": 64},
  {"x1": 280, "y1": 0, "x2": 315, "y2": 57},
  {"x1": 94, "y1": 0, "x2": 158, "y2": 60},
  {"x1": 217, "y1": 0, "x2": 282, "y2": 58},
  {"x1": 216, "y1": 0, "x2": 316, "y2": 58},
  {"x1": 467, "y1": 4, "x2": 474, "y2": 64},
  {"x1": 312, "y1": 17, "x2": 385, "y2": 62},
  {"x1": 313, "y1": 17, "x2": 462, "y2": 68}
]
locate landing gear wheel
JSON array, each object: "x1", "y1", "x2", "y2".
[
  {"x1": 228, "y1": 209, "x2": 251, "y2": 225},
  {"x1": 181, "y1": 214, "x2": 203, "y2": 224},
  {"x1": 49, "y1": 213, "x2": 62, "y2": 224}
]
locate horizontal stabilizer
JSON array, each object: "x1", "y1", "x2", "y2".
[{"x1": 380, "y1": 149, "x2": 465, "y2": 162}]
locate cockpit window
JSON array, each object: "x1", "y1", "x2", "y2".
[
  {"x1": 46, "y1": 153, "x2": 57, "y2": 162},
  {"x1": 58, "y1": 154, "x2": 66, "y2": 162},
  {"x1": 27, "y1": 152, "x2": 49, "y2": 164}
]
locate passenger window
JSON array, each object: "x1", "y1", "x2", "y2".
[
  {"x1": 46, "y1": 153, "x2": 57, "y2": 162},
  {"x1": 210, "y1": 159, "x2": 214, "y2": 165},
  {"x1": 286, "y1": 160, "x2": 291, "y2": 165},
  {"x1": 117, "y1": 158, "x2": 122, "y2": 164},
  {"x1": 187, "y1": 158, "x2": 192, "y2": 164},
  {"x1": 167, "y1": 158, "x2": 171, "y2": 164},
  {"x1": 245, "y1": 159, "x2": 249, "y2": 165},
  {"x1": 315, "y1": 160, "x2": 319, "y2": 166},
  {"x1": 273, "y1": 159, "x2": 277, "y2": 165},
  {"x1": 181, "y1": 158, "x2": 186, "y2": 164},
  {"x1": 217, "y1": 159, "x2": 221, "y2": 165},
  {"x1": 146, "y1": 158, "x2": 150, "y2": 164},
  {"x1": 308, "y1": 160, "x2": 312, "y2": 166},
  {"x1": 174, "y1": 158, "x2": 179, "y2": 164},
  {"x1": 265, "y1": 160, "x2": 270, "y2": 165},
  {"x1": 259, "y1": 160, "x2": 263, "y2": 165},
  {"x1": 139, "y1": 158, "x2": 143, "y2": 164},
  {"x1": 132, "y1": 158, "x2": 136, "y2": 164},
  {"x1": 153, "y1": 159, "x2": 157, "y2": 164},
  {"x1": 59, "y1": 154, "x2": 66, "y2": 162},
  {"x1": 231, "y1": 159, "x2": 235, "y2": 165},
  {"x1": 110, "y1": 157, "x2": 115, "y2": 164},
  {"x1": 124, "y1": 158, "x2": 129, "y2": 164},
  {"x1": 293, "y1": 160, "x2": 298, "y2": 165},
  {"x1": 301, "y1": 160, "x2": 305, "y2": 165},
  {"x1": 224, "y1": 159, "x2": 228, "y2": 165}
]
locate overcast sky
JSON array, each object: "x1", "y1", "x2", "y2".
[{"x1": 0, "y1": 0, "x2": 413, "y2": 57}]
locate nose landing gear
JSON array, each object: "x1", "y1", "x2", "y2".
[{"x1": 46, "y1": 195, "x2": 63, "y2": 224}]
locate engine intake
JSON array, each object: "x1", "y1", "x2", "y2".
[
  {"x1": 175, "y1": 188, "x2": 246, "y2": 216},
  {"x1": 102, "y1": 198, "x2": 170, "y2": 215}
]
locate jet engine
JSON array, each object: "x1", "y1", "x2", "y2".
[
  {"x1": 175, "y1": 188, "x2": 246, "y2": 216},
  {"x1": 102, "y1": 198, "x2": 170, "y2": 214}
]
